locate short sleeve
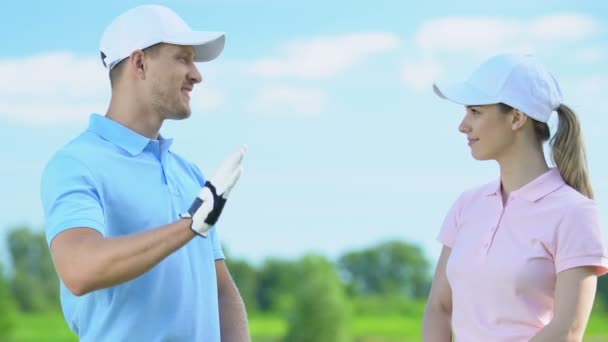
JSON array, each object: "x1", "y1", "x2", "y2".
[
  {"x1": 437, "y1": 192, "x2": 467, "y2": 248},
  {"x1": 40, "y1": 153, "x2": 106, "y2": 246},
  {"x1": 209, "y1": 228, "x2": 225, "y2": 260},
  {"x1": 555, "y1": 201, "x2": 608, "y2": 276}
]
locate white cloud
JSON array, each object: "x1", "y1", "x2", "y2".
[
  {"x1": 0, "y1": 53, "x2": 109, "y2": 124},
  {"x1": 416, "y1": 17, "x2": 519, "y2": 52},
  {"x1": 402, "y1": 60, "x2": 443, "y2": 91},
  {"x1": 0, "y1": 53, "x2": 108, "y2": 97},
  {"x1": 250, "y1": 32, "x2": 400, "y2": 80},
  {"x1": 530, "y1": 14, "x2": 600, "y2": 41},
  {"x1": 415, "y1": 13, "x2": 601, "y2": 54},
  {"x1": 0, "y1": 52, "x2": 226, "y2": 123},
  {"x1": 407, "y1": 13, "x2": 603, "y2": 90},
  {"x1": 250, "y1": 86, "x2": 328, "y2": 116}
]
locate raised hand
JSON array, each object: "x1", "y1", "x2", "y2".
[{"x1": 182, "y1": 145, "x2": 247, "y2": 237}]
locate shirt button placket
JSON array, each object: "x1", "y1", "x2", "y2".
[
  {"x1": 485, "y1": 197, "x2": 506, "y2": 254},
  {"x1": 159, "y1": 150, "x2": 179, "y2": 197},
  {"x1": 484, "y1": 226, "x2": 495, "y2": 252}
]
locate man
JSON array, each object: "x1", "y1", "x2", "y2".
[{"x1": 40, "y1": 4, "x2": 249, "y2": 341}]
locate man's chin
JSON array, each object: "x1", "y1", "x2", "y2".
[{"x1": 165, "y1": 109, "x2": 191, "y2": 120}]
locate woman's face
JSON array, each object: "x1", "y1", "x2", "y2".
[{"x1": 458, "y1": 104, "x2": 516, "y2": 161}]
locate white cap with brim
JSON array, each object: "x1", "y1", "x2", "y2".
[
  {"x1": 432, "y1": 53, "x2": 563, "y2": 123},
  {"x1": 100, "y1": 4, "x2": 225, "y2": 70}
]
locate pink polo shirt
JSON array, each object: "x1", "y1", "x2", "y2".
[{"x1": 438, "y1": 168, "x2": 608, "y2": 341}]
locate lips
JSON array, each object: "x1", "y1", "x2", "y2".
[
  {"x1": 467, "y1": 138, "x2": 479, "y2": 146},
  {"x1": 181, "y1": 87, "x2": 192, "y2": 100}
]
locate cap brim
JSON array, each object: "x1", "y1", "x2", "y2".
[
  {"x1": 164, "y1": 31, "x2": 226, "y2": 62},
  {"x1": 433, "y1": 81, "x2": 497, "y2": 106}
]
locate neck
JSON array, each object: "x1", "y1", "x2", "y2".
[
  {"x1": 497, "y1": 142, "x2": 549, "y2": 202},
  {"x1": 105, "y1": 91, "x2": 163, "y2": 140}
]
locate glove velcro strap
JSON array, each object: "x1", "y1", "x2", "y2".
[
  {"x1": 204, "y1": 181, "x2": 227, "y2": 225},
  {"x1": 188, "y1": 181, "x2": 227, "y2": 226}
]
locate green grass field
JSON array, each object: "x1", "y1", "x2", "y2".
[{"x1": 5, "y1": 311, "x2": 608, "y2": 342}]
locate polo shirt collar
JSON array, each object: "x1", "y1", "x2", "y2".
[
  {"x1": 483, "y1": 168, "x2": 565, "y2": 202},
  {"x1": 87, "y1": 114, "x2": 172, "y2": 156},
  {"x1": 515, "y1": 168, "x2": 565, "y2": 202},
  {"x1": 483, "y1": 180, "x2": 502, "y2": 197}
]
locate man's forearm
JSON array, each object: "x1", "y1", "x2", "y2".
[
  {"x1": 52, "y1": 219, "x2": 196, "y2": 295},
  {"x1": 219, "y1": 280, "x2": 250, "y2": 342}
]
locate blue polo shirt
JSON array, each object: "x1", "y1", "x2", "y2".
[{"x1": 41, "y1": 114, "x2": 225, "y2": 341}]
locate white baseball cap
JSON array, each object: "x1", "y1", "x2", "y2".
[
  {"x1": 433, "y1": 53, "x2": 563, "y2": 123},
  {"x1": 100, "y1": 4, "x2": 225, "y2": 70}
]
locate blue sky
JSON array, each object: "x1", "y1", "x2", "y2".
[{"x1": 1, "y1": 0, "x2": 607, "y2": 268}]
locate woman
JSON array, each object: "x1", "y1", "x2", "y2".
[{"x1": 422, "y1": 53, "x2": 608, "y2": 341}]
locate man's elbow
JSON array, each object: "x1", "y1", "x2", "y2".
[
  {"x1": 58, "y1": 262, "x2": 102, "y2": 296},
  {"x1": 62, "y1": 273, "x2": 95, "y2": 296}
]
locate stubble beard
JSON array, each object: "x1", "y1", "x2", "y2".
[{"x1": 151, "y1": 84, "x2": 191, "y2": 120}]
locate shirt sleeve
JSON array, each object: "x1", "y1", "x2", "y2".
[
  {"x1": 555, "y1": 201, "x2": 608, "y2": 276},
  {"x1": 437, "y1": 192, "x2": 467, "y2": 248},
  {"x1": 209, "y1": 228, "x2": 225, "y2": 260},
  {"x1": 40, "y1": 153, "x2": 106, "y2": 247}
]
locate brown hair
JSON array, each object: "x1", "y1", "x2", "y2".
[{"x1": 498, "y1": 103, "x2": 594, "y2": 199}]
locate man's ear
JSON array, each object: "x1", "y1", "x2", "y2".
[
  {"x1": 129, "y1": 50, "x2": 146, "y2": 79},
  {"x1": 511, "y1": 109, "x2": 528, "y2": 131}
]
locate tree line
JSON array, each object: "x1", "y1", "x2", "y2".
[{"x1": 1, "y1": 226, "x2": 607, "y2": 341}]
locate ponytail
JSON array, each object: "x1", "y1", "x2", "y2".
[{"x1": 549, "y1": 104, "x2": 594, "y2": 199}]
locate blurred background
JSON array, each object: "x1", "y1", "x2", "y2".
[{"x1": 1, "y1": 0, "x2": 607, "y2": 341}]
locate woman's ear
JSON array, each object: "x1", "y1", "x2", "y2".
[{"x1": 511, "y1": 109, "x2": 528, "y2": 131}]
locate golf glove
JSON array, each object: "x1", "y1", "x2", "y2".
[{"x1": 181, "y1": 145, "x2": 246, "y2": 237}]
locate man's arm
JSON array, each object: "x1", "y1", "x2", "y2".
[
  {"x1": 530, "y1": 266, "x2": 598, "y2": 342},
  {"x1": 423, "y1": 246, "x2": 453, "y2": 342},
  {"x1": 51, "y1": 219, "x2": 195, "y2": 296},
  {"x1": 216, "y1": 259, "x2": 250, "y2": 342},
  {"x1": 48, "y1": 146, "x2": 247, "y2": 297}
]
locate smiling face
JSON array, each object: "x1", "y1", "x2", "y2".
[
  {"x1": 144, "y1": 44, "x2": 202, "y2": 120},
  {"x1": 458, "y1": 104, "x2": 517, "y2": 161}
]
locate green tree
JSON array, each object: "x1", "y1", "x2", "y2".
[
  {"x1": 225, "y1": 257, "x2": 258, "y2": 313},
  {"x1": 7, "y1": 226, "x2": 60, "y2": 312},
  {"x1": 284, "y1": 255, "x2": 351, "y2": 342},
  {"x1": 0, "y1": 263, "x2": 16, "y2": 338},
  {"x1": 256, "y1": 258, "x2": 299, "y2": 313},
  {"x1": 338, "y1": 240, "x2": 431, "y2": 298},
  {"x1": 597, "y1": 275, "x2": 608, "y2": 312}
]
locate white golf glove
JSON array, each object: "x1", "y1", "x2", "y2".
[{"x1": 181, "y1": 145, "x2": 246, "y2": 237}]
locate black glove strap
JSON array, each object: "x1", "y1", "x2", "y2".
[{"x1": 188, "y1": 181, "x2": 227, "y2": 226}]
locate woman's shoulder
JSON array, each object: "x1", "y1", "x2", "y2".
[
  {"x1": 547, "y1": 182, "x2": 595, "y2": 209},
  {"x1": 440, "y1": 179, "x2": 501, "y2": 219},
  {"x1": 454, "y1": 179, "x2": 501, "y2": 204}
]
